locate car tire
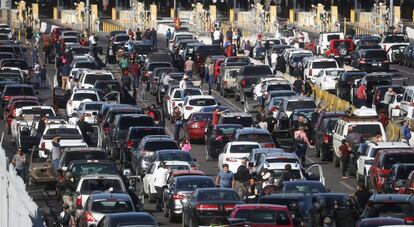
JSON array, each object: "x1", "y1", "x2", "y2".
[{"x1": 169, "y1": 209, "x2": 177, "y2": 223}]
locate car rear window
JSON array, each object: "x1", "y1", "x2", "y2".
[
  {"x1": 197, "y1": 190, "x2": 240, "y2": 201},
  {"x1": 242, "y1": 66, "x2": 272, "y2": 75},
  {"x1": 374, "y1": 202, "x2": 413, "y2": 217},
  {"x1": 188, "y1": 98, "x2": 216, "y2": 106},
  {"x1": 64, "y1": 151, "x2": 107, "y2": 166},
  {"x1": 351, "y1": 124, "x2": 382, "y2": 140},
  {"x1": 70, "y1": 163, "x2": 118, "y2": 179},
  {"x1": 144, "y1": 141, "x2": 178, "y2": 151},
  {"x1": 229, "y1": 144, "x2": 260, "y2": 153},
  {"x1": 119, "y1": 116, "x2": 155, "y2": 129},
  {"x1": 173, "y1": 89, "x2": 202, "y2": 98},
  {"x1": 235, "y1": 209, "x2": 291, "y2": 225},
  {"x1": 267, "y1": 158, "x2": 299, "y2": 164},
  {"x1": 21, "y1": 108, "x2": 55, "y2": 116},
  {"x1": 221, "y1": 117, "x2": 253, "y2": 127},
  {"x1": 284, "y1": 183, "x2": 327, "y2": 193},
  {"x1": 159, "y1": 152, "x2": 192, "y2": 162},
  {"x1": 115, "y1": 35, "x2": 129, "y2": 42},
  {"x1": 364, "y1": 51, "x2": 387, "y2": 59},
  {"x1": 383, "y1": 35, "x2": 408, "y2": 43},
  {"x1": 176, "y1": 178, "x2": 215, "y2": 190},
  {"x1": 327, "y1": 34, "x2": 341, "y2": 41},
  {"x1": 129, "y1": 128, "x2": 165, "y2": 140},
  {"x1": 75, "y1": 61, "x2": 99, "y2": 69},
  {"x1": 238, "y1": 134, "x2": 272, "y2": 143},
  {"x1": 148, "y1": 63, "x2": 172, "y2": 71},
  {"x1": 5, "y1": 87, "x2": 35, "y2": 96},
  {"x1": 191, "y1": 113, "x2": 212, "y2": 121},
  {"x1": 286, "y1": 101, "x2": 316, "y2": 111},
  {"x1": 2, "y1": 60, "x2": 28, "y2": 69},
  {"x1": 84, "y1": 74, "x2": 113, "y2": 85},
  {"x1": 63, "y1": 37, "x2": 78, "y2": 43},
  {"x1": 85, "y1": 103, "x2": 103, "y2": 111},
  {"x1": 45, "y1": 128, "x2": 80, "y2": 135},
  {"x1": 267, "y1": 84, "x2": 292, "y2": 91},
  {"x1": 71, "y1": 48, "x2": 90, "y2": 55},
  {"x1": 91, "y1": 200, "x2": 133, "y2": 213},
  {"x1": 80, "y1": 179, "x2": 123, "y2": 194},
  {"x1": 14, "y1": 101, "x2": 38, "y2": 109},
  {"x1": 382, "y1": 154, "x2": 414, "y2": 169},
  {"x1": 73, "y1": 93, "x2": 98, "y2": 101},
  {"x1": 326, "y1": 70, "x2": 343, "y2": 77},
  {"x1": 312, "y1": 61, "x2": 338, "y2": 68}
]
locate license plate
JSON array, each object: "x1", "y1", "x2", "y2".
[{"x1": 372, "y1": 63, "x2": 379, "y2": 66}]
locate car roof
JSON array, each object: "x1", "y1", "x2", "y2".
[
  {"x1": 264, "y1": 152, "x2": 299, "y2": 159},
  {"x1": 171, "y1": 170, "x2": 205, "y2": 177},
  {"x1": 370, "y1": 194, "x2": 414, "y2": 202},
  {"x1": 155, "y1": 149, "x2": 187, "y2": 154},
  {"x1": 283, "y1": 180, "x2": 324, "y2": 186},
  {"x1": 236, "y1": 127, "x2": 270, "y2": 134},
  {"x1": 376, "y1": 148, "x2": 414, "y2": 154},
  {"x1": 227, "y1": 141, "x2": 261, "y2": 146},
  {"x1": 80, "y1": 174, "x2": 123, "y2": 179},
  {"x1": 282, "y1": 95, "x2": 314, "y2": 101},
  {"x1": 20, "y1": 106, "x2": 52, "y2": 110},
  {"x1": 88, "y1": 193, "x2": 131, "y2": 201},
  {"x1": 101, "y1": 212, "x2": 155, "y2": 223},
  {"x1": 235, "y1": 204, "x2": 288, "y2": 210},
  {"x1": 186, "y1": 95, "x2": 215, "y2": 99},
  {"x1": 142, "y1": 135, "x2": 174, "y2": 141},
  {"x1": 154, "y1": 160, "x2": 191, "y2": 166},
  {"x1": 367, "y1": 142, "x2": 410, "y2": 148},
  {"x1": 64, "y1": 147, "x2": 105, "y2": 152},
  {"x1": 221, "y1": 112, "x2": 251, "y2": 117}
]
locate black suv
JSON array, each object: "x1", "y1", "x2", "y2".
[
  {"x1": 235, "y1": 65, "x2": 273, "y2": 103},
  {"x1": 100, "y1": 105, "x2": 142, "y2": 142},
  {"x1": 314, "y1": 116, "x2": 341, "y2": 161},
  {"x1": 335, "y1": 70, "x2": 367, "y2": 101},
  {"x1": 205, "y1": 124, "x2": 243, "y2": 160},
  {"x1": 107, "y1": 114, "x2": 155, "y2": 161},
  {"x1": 351, "y1": 49, "x2": 389, "y2": 72},
  {"x1": 383, "y1": 163, "x2": 414, "y2": 194},
  {"x1": 368, "y1": 194, "x2": 414, "y2": 223}
]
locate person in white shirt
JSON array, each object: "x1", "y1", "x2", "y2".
[
  {"x1": 153, "y1": 161, "x2": 169, "y2": 211},
  {"x1": 179, "y1": 74, "x2": 189, "y2": 100},
  {"x1": 212, "y1": 29, "x2": 222, "y2": 45},
  {"x1": 270, "y1": 50, "x2": 278, "y2": 74},
  {"x1": 254, "y1": 83, "x2": 265, "y2": 106}
]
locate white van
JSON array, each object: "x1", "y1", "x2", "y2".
[{"x1": 303, "y1": 57, "x2": 340, "y2": 83}]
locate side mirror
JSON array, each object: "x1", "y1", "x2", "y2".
[
  {"x1": 123, "y1": 169, "x2": 131, "y2": 176},
  {"x1": 193, "y1": 158, "x2": 197, "y2": 162}
]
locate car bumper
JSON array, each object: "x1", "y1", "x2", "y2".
[
  {"x1": 187, "y1": 128, "x2": 205, "y2": 139},
  {"x1": 360, "y1": 63, "x2": 389, "y2": 72},
  {"x1": 197, "y1": 215, "x2": 230, "y2": 225},
  {"x1": 170, "y1": 201, "x2": 184, "y2": 216}
]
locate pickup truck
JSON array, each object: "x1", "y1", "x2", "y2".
[
  {"x1": 234, "y1": 65, "x2": 273, "y2": 103},
  {"x1": 380, "y1": 33, "x2": 409, "y2": 52},
  {"x1": 10, "y1": 106, "x2": 56, "y2": 145},
  {"x1": 218, "y1": 65, "x2": 242, "y2": 98},
  {"x1": 38, "y1": 124, "x2": 88, "y2": 158}
]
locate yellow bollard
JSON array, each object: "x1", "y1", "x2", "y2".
[{"x1": 18, "y1": 30, "x2": 21, "y2": 41}]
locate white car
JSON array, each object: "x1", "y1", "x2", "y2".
[
  {"x1": 66, "y1": 89, "x2": 100, "y2": 116},
  {"x1": 356, "y1": 142, "x2": 410, "y2": 186},
  {"x1": 218, "y1": 141, "x2": 261, "y2": 173},
  {"x1": 181, "y1": 95, "x2": 218, "y2": 120},
  {"x1": 380, "y1": 34, "x2": 409, "y2": 52},
  {"x1": 38, "y1": 124, "x2": 88, "y2": 157},
  {"x1": 61, "y1": 36, "x2": 79, "y2": 46},
  {"x1": 314, "y1": 68, "x2": 345, "y2": 91},
  {"x1": 10, "y1": 106, "x2": 56, "y2": 144},
  {"x1": 316, "y1": 32, "x2": 344, "y2": 55},
  {"x1": 70, "y1": 101, "x2": 105, "y2": 124},
  {"x1": 0, "y1": 67, "x2": 25, "y2": 82},
  {"x1": 166, "y1": 87, "x2": 202, "y2": 118},
  {"x1": 78, "y1": 70, "x2": 114, "y2": 89},
  {"x1": 303, "y1": 57, "x2": 340, "y2": 83},
  {"x1": 169, "y1": 32, "x2": 194, "y2": 52},
  {"x1": 142, "y1": 161, "x2": 191, "y2": 201}
]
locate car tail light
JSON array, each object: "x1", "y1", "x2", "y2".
[
  {"x1": 83, "y1": 113, "x2": 91, "y2": 117},
  {"x1": 173, "y1": 194, "x2": 185, "y2": 200},
  {"x1": 216, "y1": 135, "x2": 226, "y2": 141},
  {"x1": 41, "y1": 142, "x2": 45, "y2": 149},
  {"x1": 127, "y1": 140, "x2": 133, "y2": 149},
  {"x1": 76, "y1": 196, "x2": 82, "y2": 207},
  {"x1": 196, "y1": 204, "x2": 219, "y2": 211},
  {"x1": 309, "y1": 69, "x2": 312, "y2": 76},
  {"x1": 2, "y1": 95, "x2": 11, "y2": 101},
  {"x1": 241, "y1": 79, "x2": 246, "y2": 88},
  {"x1": 224, "y1": 204, "x2": 236, "y2": 211},
  {"x1": 83, "y1": 211, "x2": 96, "y2": 222},
  {"x1": 383, "y1": 60, "x2": 389, "y2": 63},
  {"x1": 323, "y1": 134, "x2": 329, "y2": 144},
  {"x1": 226, "y1": 157, "x2": 237, "y2": 162},
  {"x1": 270, "y1": 107, "x2": 277, "y2": 112},
  {"x1": 7, "y1": 115, "x2": 12, "y2": 126},
  {"x1": 185, "y1": 106, "x2": 193, "y2": 110},
  {"x1": 172, "y1": 101, "x2": 175, "y2": 107},
  {"x1": 359, "y1": 58, "x2": 367, "y2": 64},
  {"x1": 104, "y1": 127, "x2": 110, "y2": 134},
  {"x1": 405, "y1": 217, "x2": 414, "y2": 224},
  {"x1": 264, "y1": 143, "x2": 274, "y2": 148}
]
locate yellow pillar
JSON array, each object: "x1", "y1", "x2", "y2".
[
  {"x1": 150, "y1": 4, "x2": 157, "y2": 27},
  {"x1": 210, "y1": 5, "x2": 216, "y2": 25},
  {"x1": 394, "y1": 6, "x2": 401, "y2": 27},
  {"x1": 171, "y1": 8, "x2": 175, "y2": 18},
  {"x1": 289, "y1": 9, "x2": 294, "y2": 23},
  {"x1": 53, "y1": 7, "x2": 58, "y2": 20},
  {"x1": 350, "y1": 9, "x2": 355, "y2": 23},
  {"x1": 112, "y1": 8, "x2": 116, "y2": 21},
  {"x1": 229, "y1": 9, "x2": 234, "y2": 27},
  {"x1": 270, "y1": 5, "x2": 277, "y2": 26},
  {"x1": 316, "y1": 3, "x2": 324, "y2": 24}
]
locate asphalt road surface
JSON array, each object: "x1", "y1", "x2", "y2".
[{"x1": 7, "y1": 25, "x2": 414, "y2": 226}]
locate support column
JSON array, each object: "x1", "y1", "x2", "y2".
[
  {"x1": 350, "y1": 9, "x2": 355, "y2": 23},
  {"x1": 150, "y1": 4, "x2": 157, "y2": 28},
  {"x1": 210, "y1": 5, "x2": 216, "y2": 27},
  {"x1": 32, "y1": 3, "x2": 39, "y2": 29},
  {"x1": 91, "y1": 4, "x2": 98, "y2": 32}
]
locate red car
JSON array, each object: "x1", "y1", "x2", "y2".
[
  {"x1": 369, "y1": 148, "x2": 414, "y2": 193},
  {"x1": 324, "y1": 39, "x2": 355, "y2": 63},
  {"x1": 231, "y1": 204, "x2": 293, "y2": 227},
  {"x1": 213, "y1": 58, "x2": 225, "y2": 82},
  {"x1": 184, "y1": 112, "x2": 212, "y2": 141},
  {"x1": 4, "y1": 96, "x2": 39, "y2": 131}
]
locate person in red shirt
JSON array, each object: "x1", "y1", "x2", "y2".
[
  {"x1": 211, "y1": 108, "x2": 225, "y2": 126},
  {"x1": 355, "y1": 83, "x2": 367, "y2": 108},
  {"x1": 379, "y1": 110, "x2": 389, "y2": 127},
  {"x1": 339, "y1": 139, "x2": 352, "y2": 179},
  {"x1": 130, "y1": 60, "x2": 140, "y2": 90}
]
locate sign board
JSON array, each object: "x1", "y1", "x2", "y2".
[{"x1": 1, "y1": 0, "x2": 11, "y2": 9}]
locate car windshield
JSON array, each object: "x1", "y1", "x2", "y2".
[
  {"x1": 216, "y1": 127, "x2": 240, "y2": 135},
  {"x1": 283, "y1": 183, "x2": 327, "y2": 193},
  {"x1": 63, "y1": 37, "x2": 78, "y2": 43},
  {"x1": 73, "y1": 93, "x2": 98, "y2": 101},
  {"x1": 2, "y1": 60, "x2": 28, "y2": 69},
  {"x1": 133, "y1": 44, "x2": 152, "y2": 54},
  {"x1": 235, "y1": 209, "x2": 291, "y2": 225},
  {"x1": 115, "y1": 35, "x2": 129, "y2": 42},
  {"x1": 84, "y1": 74, "x2": 113, "y2": 84},
  {"x1": 280, "y1": 29, "x2": 294, "y2": 37},
  {"x1": 229, "y1": 144, "x2": 260, "y2": 153},
  {"x1": 238, "y1": 134, "x2": 272, "y2": 143},
  {"x1": 188, "y1": 98, "x2": 216, "y2": 106},
  {"x1": 21, "y1": 108, "x2": 54, "y2": 116},
  {"x1": 119, "y1": 117, "x2": 154, "y2": 129},
  {"x1": 75, "y1": 61, "x2": 99, "y2": 69},
  {"x1": 267, "y1": 84, "x2": 292, "y2": 91},
  {"x1": 286, "y1": 101, "x2": 316, "y2": 111},
  {"x1": 71, "y1": 48, "x2": 89, "y2": 55},
  {"x1": 327, "y1": 35, "x2": 341, "y2": 41},
  {"x1": 5, "y1": 87, "x2": 34, "y2": 96},
  {"x1": 158, "y1": 152, "x2": 193, "y2": 162},
  {"x1": 222, "y1": 117, "x2": 253, "y2": 127},
  {"x1": 351, "y1": 124, "x2": 382, "y2": 140},
  {"x1": 375, "y1": 202, "x2": 412, "y2": 217},
  {"x1": 176, "y1": 35, "x2": 193, "y2": 42},
  {"x1": 80, "y1": 179, "x2": 123, "y2": 193},
  {"x1": 95, "y1": 82, "x2": 120, "y2": 92},
  {"x1": 45, "y1": 128, "x2": 80, "y2": 135},
  {"x1": 91, "y1": 200, "x2": 133, "y2": 213},
  {"x1": 197, "y1": 190, "x2": 239, "y2": 201},
  {"x1": 312, "y1": 61, "x2": 338, "y2": 68},
  {"x1": 64, "y1": 152, "x2": 107, "y2": 166},
  {"x1": 85, "y1": 103, "x2": 103, "y2": 111},
  {"x1": 383, "y1": 35, "x2": 408, "y2": 43},
  {"x1": 271, "y1": 169, "x2": 302, "y2": 179},
  {"x1": 176, "y1": 178, "x2": 215, "y2": 190},
  {"x1": 70, "y1": 163, "x2": 118, "y2": 179},
  {"x1": 144, "y1": 141, "x2": 178, "y2": 151}
]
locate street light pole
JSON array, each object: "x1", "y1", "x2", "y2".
[{"x1": 389, "y1": 0, "x2": 394, "y2": 31}]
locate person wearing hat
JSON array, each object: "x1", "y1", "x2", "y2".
[
  {"x1": 58, "y1": 203, "x2": 74, "y2": 227},
  {"x1": 153, "y1": 161, "x2": 169, "y2": 211},
  {"x1": 184, "y1": 57, "x2": 194, "y2": 79},
  {"x1": 12, "y1": 148, "x2": 26, "y2": 180}
]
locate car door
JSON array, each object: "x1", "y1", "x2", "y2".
[
  {"x1": 305, "y1": 164, "x2": 326, "y2": 185},
  {"x1": 401, "y1": 88, "x2": 413, "y2": 113},
  {"x1": 332, "y1": 122, "x2": 344, "y2": 157}
]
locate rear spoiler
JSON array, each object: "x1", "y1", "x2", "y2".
[{"x1": 42, "y1": 134, "x2": 83, "y2": 140}]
